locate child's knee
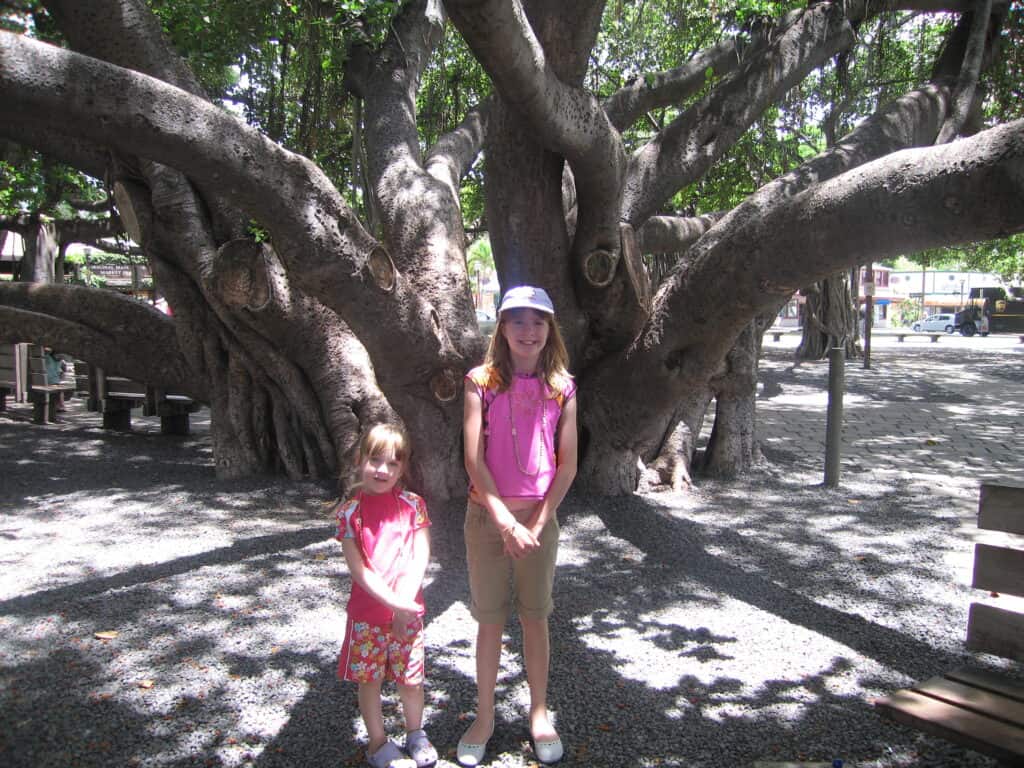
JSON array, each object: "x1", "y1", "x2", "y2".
[{"x1": 359, "y1": 678, "x2": 384, "y2": 694}]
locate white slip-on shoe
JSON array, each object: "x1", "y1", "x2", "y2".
[
  {"x1": 532, "y1": 734, "x2": 564, "y2": 764},
  {"x1": 456, "y1": 721, "x2": 494, "y2": 767}
]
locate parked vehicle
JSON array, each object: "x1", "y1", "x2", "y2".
[
  {"x1": 912, "y1": 313, "x2": 956, "y2": 333},
  {"x1": 956, "y1": 287, "x2": 1024, "y2": 336}
]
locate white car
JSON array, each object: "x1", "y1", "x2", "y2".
[{"x1": 912, "y1": 313, "x2": 956, "y2": 333}]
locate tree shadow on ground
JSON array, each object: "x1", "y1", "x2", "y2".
[{"x1": 1, "y1": 393, "x2": 1016, "y2": 767}]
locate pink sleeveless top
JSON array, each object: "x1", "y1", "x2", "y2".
[{"x1": 466, "y1": 365, "x2": 576, "y2": 500}]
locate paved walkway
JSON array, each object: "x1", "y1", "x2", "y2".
[{"x1": 757, "y1": 332, "x2": 1024, "y2": 484}]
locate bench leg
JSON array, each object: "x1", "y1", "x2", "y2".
[
  {"x1": 160, "y1": 413, "x2": 190, "y2": 435},
  {"x1": 31, "y1": 392, "x2": 60, "y2": 424},
  {"x1": 102, "y1": 403, "x2": 133, "y2": 431}
]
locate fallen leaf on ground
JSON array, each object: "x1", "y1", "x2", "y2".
[
  {"x1": 94, "y1": 631, "x2": 119, "y2": 640},
  {"x1": 138, "y1": 679, "x2": 154, "y2": 689}
]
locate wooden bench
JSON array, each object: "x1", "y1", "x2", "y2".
[
  {"x1": 769, "y1": 329, "x2": 800, "y2": 342},
  {"x1": 94, "y1": 368, "x2": 199, "y2": 434},
  {"x1": 95, "y1": 369, "x2": 148, "y2": 431},
  {"x1": 27, "y1": 346, "x2": 76, "y2": 424},
  {"x1": 144, "y1": 385, "x2": 200, "y2": 435},
  {"x1": 875, "y1": 483, "x2": 1024, "y2": 765}
]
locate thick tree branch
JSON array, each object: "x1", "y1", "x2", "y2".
[
  {"x1": 603, "y1": 40, "x2": 743, "y2": 132},
  {"x1": 0, "y1": 283, "x2": 203, "y2": 397},
  {"x1": 637, "y1": 213, "x2": 727, "y2": 255},
  {"x1": 343, "y1": 0, "x2": 481, "y2": 361},
  {"x1": 444, "y1": 0, "x2": 625, "y2": 283},
  {"x1": 691, "y1": 118, "x2": 1024, "y2": 356},
  {"x1": 580, "y1": 118, "x2": 1024, "y2": 492},
  {"x1": 650, "y1": 84, "x2": 953, "y2": 353},
  {"x1": 622, "y1": 3, "x2": 856, "y2": 226},
  {"x1": 425, "y1": 101, "x2": 490, "y2": 200},
  {"x1": 42, "y1": 0, "x2": 206, "y2": 97},
  {"x1": 346, "y1": 0, "x2": 444, "y2": 209},
  {"x1": 0, "y1": 31, "x2": 457, "y2": 381},
  {"x1": 936, "y1": 0, "x2": 993, "y2": 142}
]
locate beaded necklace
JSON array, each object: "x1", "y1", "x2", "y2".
[{"x1": 508, "y1": 374, "x2": 548, "y2": 476}]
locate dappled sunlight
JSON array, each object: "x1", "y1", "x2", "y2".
[{"x1": 3, "y1": 344, "x2": 1021, "y2": 767}]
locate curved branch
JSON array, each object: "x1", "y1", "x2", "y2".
[
  {"x1": 622, "y1": 3, "x2": 856, "y2": 225},
  {"x1": 603, "y1": 40, "x2": 742, "y2": 132},
  {"x1": 425, "y1": 100, "x2": 490, "y2": 199},
  {"x1": 0, "y1": 31, "x2": 456, "y2": 378},
  {"x1": 637, "y1": 213, "x2": 727, "y2": 255},
  {"x1": 43, "y1": 0, "x2": 207, "y2": 97},
  {"x1": 936, "y1": 0, "x2": 993, "y2": 143},
  {"x1": 648, "y1": 83, "x2": 953, "y2": 354},
  {"x1": 0, "y1": 283, "x2": 203, "y2": 397},
  {"x1": 689, "y1": 118, "x2": 1024, "y2": 356},
  {"x1": 347, "y1": 0, "x2": 444, "y2": 203},
  {"x1": 444, "y1": 0, "x2": 625, "y2": 277},
  {"x1": 580, "y1": 118, "x2": 1024, "y2": 489}
]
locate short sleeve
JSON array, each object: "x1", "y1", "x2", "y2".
[
  {"x1": 562, "y1": 377, "x2": 577, "y2": 402},
  {"x1": 334, "y1": 498, "x2": 359, "y2": 540},
  {"x1": 400, "y1": 491, "x2": 431, "y2": 529},
  {"x1": 465, "y1": 366, "x2": 488, "y2": 399}
]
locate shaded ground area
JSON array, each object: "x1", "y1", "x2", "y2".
[{"x1": 1, "y1": 337, "x2": 1022, "y2": 767}]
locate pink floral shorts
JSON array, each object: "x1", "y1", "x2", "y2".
[{"x1": 338, "y1": 617, "x2": 425, "y2": 685}]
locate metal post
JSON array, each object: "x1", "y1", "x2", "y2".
[
  {"x1": 864, "y1": 264, "x2": 874, "y2": 370},
  {"x1": 824, "y1": 339, "x2": 845, "y2": 487}
]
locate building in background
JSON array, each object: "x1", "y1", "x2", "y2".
[
  {"x1": 775, "y1": 265, "x2": 1011, "y2": 329},
  {"x1": 888, "y1": 269, "x2": 1004, "y2": 315}
]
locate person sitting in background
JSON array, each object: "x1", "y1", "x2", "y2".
[{"x1": 43, "y1": 347, "x2": 67, "y2": 411}]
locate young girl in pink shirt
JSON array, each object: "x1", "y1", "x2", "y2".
[
  {"x1": 336, "y1": 423, "x2": 437, "y2": 768},
  {"x1": 459, "y1": 286, "x2": 578, "y2": 765}
]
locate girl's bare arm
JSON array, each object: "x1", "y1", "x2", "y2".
[
  {"x1": 340, "y1": 538, "x2": 421, "y2": 616},
  {"x1": 526, "y1": 395, "x2": 578, "y2": 538}
]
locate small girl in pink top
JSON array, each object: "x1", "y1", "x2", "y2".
[
  {"x1": 335, "y1": 423, "x2": 437, "y2": 768},
  {"x1": 459, "y1": 286, "x2": 578, "y2": 766}
]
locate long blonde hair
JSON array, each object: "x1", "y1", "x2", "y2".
[
  {"x1": 351, "y1": 422, "x2": 411, "y2": 490},
  {"x1": 483, "y1": 308, "x2": 573, "y2": 396}
]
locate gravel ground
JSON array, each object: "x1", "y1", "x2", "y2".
[{"x1": 1, "y1": 346, "x2": 1021, "y2": 768}]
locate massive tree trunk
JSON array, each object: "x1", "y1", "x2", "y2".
[{"x1": 1, "y1": 0, "x2": 1021, "y2": 501}]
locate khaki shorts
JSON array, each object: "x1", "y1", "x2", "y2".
[{"x1": 464, "y1": 500, "x2": 559, "y2": 624}]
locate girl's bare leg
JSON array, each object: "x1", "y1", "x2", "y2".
[
  {"x1": 521, "y1": 615, "x2": 557, "y2": 741},
  {"x1": 397, "y1": 682, "x2": 424, "y2": 732},
  {"x1": 358, "y1": 679, "x2": 388, "y2": 755},
  {"x1": 462, "y1": 621, "x2": 503, "y2": 742}
]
